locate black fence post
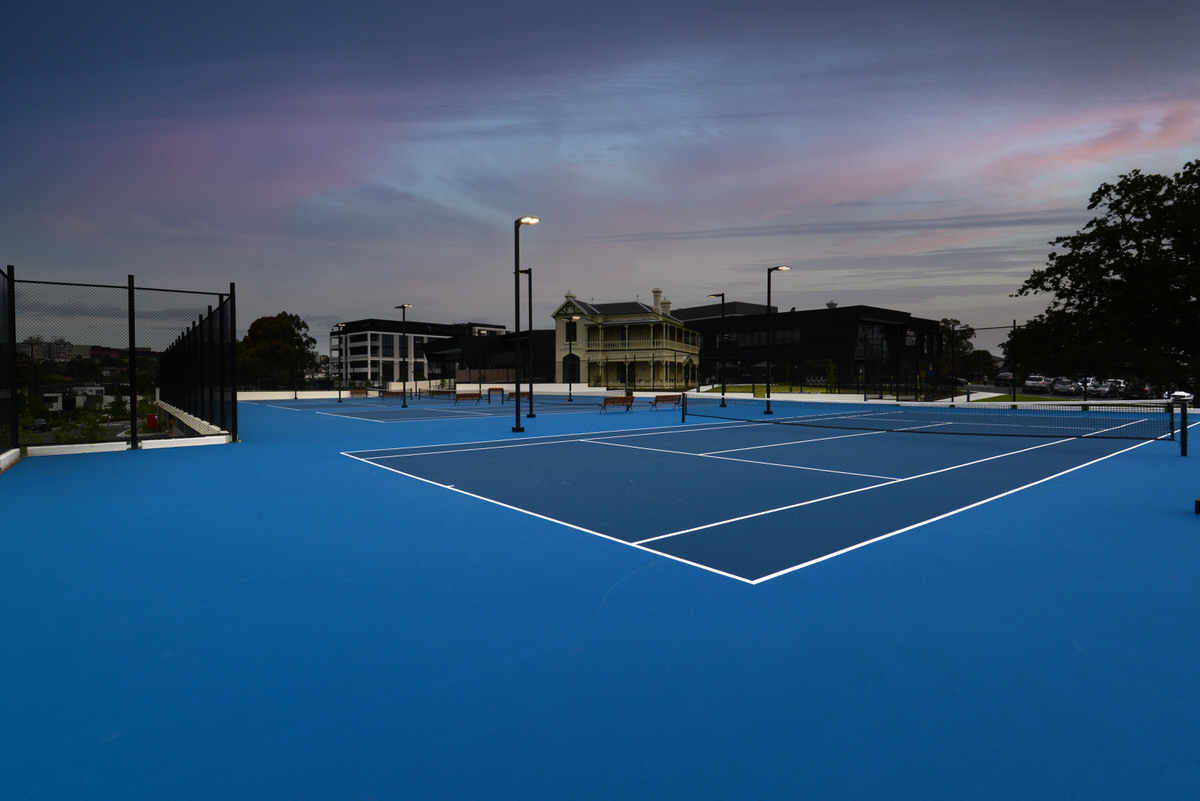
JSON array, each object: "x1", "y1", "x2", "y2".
[
  {"x1": 228, "y1": 283, "x2": 237, "y2": 442},
  {"x1": 3, "y1": 265, "x2": 16, "y2": 451},
  {"x1": 128, "y1": 275, "x2": 139, "y2": 450}
]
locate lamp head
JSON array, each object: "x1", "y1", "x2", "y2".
[
  {"x1": 707, "y1": 292, "x2": 724, "y2": 299},
  {"x1": 395, "y1": 304, "x2": 413, "y2": 309},
  {"x1": 770, "y1": 265, "x2": 791, "y2": 273},
  {"x1": 517, "y1": 216, "x2": 540, "y2": 226}
]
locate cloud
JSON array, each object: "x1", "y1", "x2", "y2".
[{"x1": 590, "y1": 210, "x2": 1091, "y2": 243}]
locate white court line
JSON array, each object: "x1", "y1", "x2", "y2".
[
  {"x1": 634, "y1": 436, "x2": 1073, "y2": 545},
  {"x1": 703, "y1": 428, "x2": 886, "y2": 455},
  {"x1": 583, "y1": 438, "x2": 900, "y2": 481},
  {"x1": 340, "y1": 450, "x2": 755, "y2": 584},
  {"x1": 345, "y1": 420, "x2": 757, "y2": 459},
  {"x1": 749, "y1": 437, "x2": 1159, "y2": 583}
]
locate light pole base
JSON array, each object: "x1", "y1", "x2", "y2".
[{"x1": 512, "y1": 426, "x2": 524, "y2": 433}]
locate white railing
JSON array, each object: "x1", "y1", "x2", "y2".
[{"x1": 588, "y1": 339, "x2": 699, "y2": 351}]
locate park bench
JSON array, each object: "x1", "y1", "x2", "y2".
[
  {"x1": 649, "y1": 394, "x2": 682, "y2": 410},
  {"x1": 600, "y1": 395, "x2": 634, "y2": 412},
  {"x1": 454, "y1": 392, "x2": 481, "y2": 405}
]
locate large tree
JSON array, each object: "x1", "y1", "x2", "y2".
[
  {"x1": 239, "y1": 312, "x2": 318, "y2": 388},
  {"x1": 1010, "y1": 160, "x2": 1200, "y2": 388}
]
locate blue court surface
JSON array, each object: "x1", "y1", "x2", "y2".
[{"x1": 3, "y1": 396, "x2": 1199, "y2": 800}]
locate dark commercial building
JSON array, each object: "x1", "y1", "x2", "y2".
[{"x1": 673, "y1": 302, "x2": 944, "y2": 391}]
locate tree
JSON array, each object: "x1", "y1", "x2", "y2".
[
  {"x1": 938, "y1": 318, "x2": 975, "y2": 377},
  {"x1": 239, "y1": 312, "x2": 318, "y2": 389},
  {"x1": 1010, "y1": 160, "x2": 1200, "y2": 388}
]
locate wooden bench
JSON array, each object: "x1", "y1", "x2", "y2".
[
  {"x1": 348, "y1": 388, "x2": 368, "y2": 397},
  {"x1": 600, "y1": 395, "x2": 634, "y2": 412},
  {"x1": 649, "y1": 394, "x2": 682, "y2": 410},
  {"x1": 426, "y1": 388, "x2": 456, "y2": 399},
  {"x1": 380, "y1": 389, "x2": 406, "y2": 399},
  {"x1": 507, "y1": 391, "x2": 530, "y2": 402},
  {"x1": 454, "y1": 392, "x2": 481, "y2": 405}
]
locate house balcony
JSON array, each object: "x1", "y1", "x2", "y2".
[{"x1": 587, "y1": 338, "x2": 699, "y2": 352}]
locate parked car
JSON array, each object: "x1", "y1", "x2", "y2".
[
  {"x1": 28, "y1": 418, "x2": 51, "y2": 432},
  {"x1": 1051, "y1": 377, "x2": 1079, "y2": 395},
  {"x1": 1091, "y1": 381, "x2": 1116, "y2": 397},
  {"x1": 1165, "y1": 390, "x2": 1194, "y2": 406},
  {"x1": 995, "y1": 372, "x2": 1015, "y2": 386},
  {"x1": 1023, "y1": 374, "x2": 1050, "y2": 393},
  {"x1": 1123, "y1": 382, "x2": 1153, "y2": 399}
]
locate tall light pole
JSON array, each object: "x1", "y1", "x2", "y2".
[
  {"x1": 394, "y1": 304, "x2": 412, "y2": 407},
  {"x1": 567, "y1": 314, "x2": 580, "y2": 401},
  {"x1": 765, "y1": 265, "x2": 791, "y2": 414},
  {"x1": 513, "y1": 216, "x2": 539, "y2": 432},
  {"x1": 707, "y1": 292, "x2": 726, "y2": 406},
  {"x1": 333, "y1": 322, "x2": 346, "y2": 402},
  {"x1": 521, "y1": 267, "x2": 535, "y2": 418}
]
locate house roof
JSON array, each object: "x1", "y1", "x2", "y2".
[{"x1": 554, "y1": 297, "x2": 684, "y2": 323}]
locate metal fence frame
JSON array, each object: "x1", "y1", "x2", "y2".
[
  {"x1": 158, "y1": 287, "x2": 237, "y2": 439},
  {"x1": 1, "y1": 265, "x2": 16, "y2": 452},
  {"x1": 9, "y1": 271, "x2": 236, "y2": 449}
]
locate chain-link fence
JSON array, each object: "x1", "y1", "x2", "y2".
[{"x1": 11, "y1": 272, "x2": 236, "y2": 448}]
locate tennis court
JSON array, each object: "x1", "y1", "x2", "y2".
[
  {"x1": 344, "y1": 418, "x2": 1164, "y2": 582},
  {"x1": 4, "y1": 394, "x2": 1199, "y2": 800}
]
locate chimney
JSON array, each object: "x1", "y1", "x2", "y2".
[
  {"x1": 661, "y1": 297, "x2": 672, "y2": 315},
  {"x1": 652, "y1": 287, "x2": 662, "y2": 313}
]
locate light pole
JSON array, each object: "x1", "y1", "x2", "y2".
[
  {"x1": 567, "y1": 314, "x2": 580, "y2": 401},
  {"x1": 333, "y1": 323, "x2": 345, "y2": 402},
  {"x1": 394, "y1": 304, "x2": 412, "y2": 407},
  {"x1": 707, "y1": 292, "x2": 726, "y2": 406},
  {"x1": 521, "y1": 267, "x2": 535, "y2": 418},
  {"x1": 765, "y1": 265, "x2": 791, "y2": 414},
  {"x1": 513, "y1": 216, "x2": 539, "y2": 432}
]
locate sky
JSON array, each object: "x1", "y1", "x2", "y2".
[{"x1": 3, "y1": 0, "x2": 1198, "y2": 355}]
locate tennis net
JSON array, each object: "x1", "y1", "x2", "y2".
[{"x1": 682, "y1": 395, "x2": 1183, "y2": 441}]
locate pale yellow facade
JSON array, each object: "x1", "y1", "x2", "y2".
[{"x1": 552, "y1": 288, "x2": 700, "y2": 391}]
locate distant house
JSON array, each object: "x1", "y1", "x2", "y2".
[{"x1": 552, "y1": 289, "x2": 700, "y2": 391}]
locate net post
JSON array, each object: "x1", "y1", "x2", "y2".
[
  {"x1": 681, "y1": 392, "x2": 688, "y2": 423},
  {"x1": 1180, "y1": 402, "x2": 1188, "y2": 457}
]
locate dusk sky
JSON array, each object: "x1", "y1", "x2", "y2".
[{"x1": 4, "y1": 0, "x2": 1198, "y2": 353}]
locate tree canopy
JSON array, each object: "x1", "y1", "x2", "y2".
[
  {"x1": 1009, "y1": 160, "x2": 1200, "y2": 387},
  {"x1": 238, "y1": 312, "x2": 318, "y2": 388},
  {"x1": 938, "y1": 318, "x2": 996, "y2": 381}
]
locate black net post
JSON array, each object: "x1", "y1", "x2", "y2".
[{"x1": 1180, "y1": 402, "x2": 1188, "y2": 457}]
